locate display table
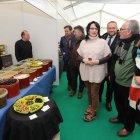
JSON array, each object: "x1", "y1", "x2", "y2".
[
  {"x1": 0, "y1": 66, "x2": 56, "y2": 140},
  {"x1": 3, "y1": 97, "x2": 63, "y2": 140}
]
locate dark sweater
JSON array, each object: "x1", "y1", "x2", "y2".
[
  {"x1": 15, "y1": 39, "x2": 33, "y2": 61},
  {"x1": 69, "y1": 39, "x2": 82, "y2": 70}
]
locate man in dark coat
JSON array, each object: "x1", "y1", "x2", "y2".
[
  {"x1": 99, "y1": 21, "x2": 120, "y2": 111},
  {"x1": 60, "y1": 25, "x2": 75, "y2": 90}
]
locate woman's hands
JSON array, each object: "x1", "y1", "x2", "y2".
[
  {"x1": 89, "y1": 60, "x2": 99, "y2": 65},
  {"x1": 83, "y1": 58, "x2": 90, "y2": 65},
  {"x1": 82, "y1": 58, "x2": 99, "y2": 65}
]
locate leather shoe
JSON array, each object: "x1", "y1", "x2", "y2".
[
  {"x1": 117, "y1": 128, "x2": 131, "y2": 137},
  {"x1": 106, "y1": 102, "x2": 112, "y2": 111},
  {"x1": 69, "y1": 90, "x2": 76, "y2": 96},
  {"x1": 109, "y1": 117, "x2": 120, "y2": 123},
  {"x1": 77, "y1": 92, "x2": 83, "y2": 99}
]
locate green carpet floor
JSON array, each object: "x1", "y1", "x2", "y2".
[{"x1": 51, "y1": 72, "x2": 140, "y2": 140}]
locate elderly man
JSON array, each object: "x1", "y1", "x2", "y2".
[
  {"x1": 68, "y1": 25, "x2": 85, "y2": 98},
  {"x1": 15, "y1": 30, "x2": 33, "y2": 62},
  {"x1": 109, "y1": 20, "x2": 140, "y2": 137},
  {"x1": 99, "y1": 21, "x2": 119, "y2": 111}
]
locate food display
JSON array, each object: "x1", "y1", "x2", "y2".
[
  {"x1": 0, "y1": 79, "x2": 17, "y2": 85},
  {"x1": 0, "y1": 79, "x2": 20, "y2": 98},
  {"x1": 14, "y1": 74, "x2": 30, "y2": 89},
  {"x1": 13, "y1": 95, "x2": 44, "y2": 114},
  {"x1": 26, "y1": 61, "x2": 43, "y2": 67},
  {"x1": 0, "y1": 88, "x2": 8, "y2": 108},
  {"x1": 42, "y1": 62, "x2": 49, "y2": 72},
  {"x1": 31, "y1": 66, "x2": 43, "y2": 77},
  {"x1": 21, "y1": 69, "x2": 37, "y2": 82},
  {"x1": 0, "y1": 71, "x2": 19, "y2": 80},
  {"x1": 42, "y1": 59, "x2": 53, "y2": 68},
  {"x1": 14, "y1": 74, "x2": 29, "y2": 79},
  {"x1": 21, "y1": 69, "x2": 34, "y2": 73},
  {"x1": 13, "y1": 67, "x2": 24, "y2": 72},
  {"x1": 0, "y1": 58, "x2": 53, "y2": 99}
]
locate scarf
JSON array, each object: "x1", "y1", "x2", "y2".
[{"x1": 114, "y1": 34, "x2": 140, "y2": 64}]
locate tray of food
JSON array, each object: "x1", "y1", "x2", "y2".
[
  {"x1": 26, "y1": 61, "x2": 43, "y2": 67},
  {"x1": 0, "y1": 71, "x2": 19, "y2": 80},
  {"x1": 13, "y1": 95, "x2": 44, "y2": 114}
]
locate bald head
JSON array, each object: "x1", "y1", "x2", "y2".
[{"x1": 21, "y1": 30, "x2": 30, "y2": 41}]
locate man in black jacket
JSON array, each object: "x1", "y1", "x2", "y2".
[
  {"x1": 60, "y1": 25, "x2": 75, "y2": 90},
  {"x1": 15, "y1": 30, "x2": 33, "y2": 62},
  {"x1": 99, "y1": 21, "x2": 120, "y2": 111}
]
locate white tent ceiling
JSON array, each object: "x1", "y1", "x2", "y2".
[
  {"x1": 1, "y1": 0, "x2": 140, "y2": 33},
  {"x1": 57, "y1": 0, "x2": 140, "y2": 33}
]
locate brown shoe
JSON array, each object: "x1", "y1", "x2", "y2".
[
  {"x1": 77, "y1": 92, "x2": 83, "y2": 99},
  {"x1": 109, "y1": 117, "x2": 120, "y2": 123},
  {"x1": 69, "y1": 90, "x2": 76, "y2": 96},
  {"x1": 117, "y1": 128, "x2": 131, "y2": 137}
]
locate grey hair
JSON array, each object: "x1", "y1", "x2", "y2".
[{"x1": 127, "y1": 20, "x2": 140, "y2": 34}]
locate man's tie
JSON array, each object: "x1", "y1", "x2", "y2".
[
  {"x1": 66, "y1": 38, "x2": 70, "y2": 48},
  {"x1": 108, "y1": 36, "x2": 113, "y2": 47}
]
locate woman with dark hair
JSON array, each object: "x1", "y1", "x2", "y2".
[{"x1": 77, "y1": 21, "x2": 111, "y2": 122}]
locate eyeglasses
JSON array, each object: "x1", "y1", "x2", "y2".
[
  {"x1": 119, "y1": 28, "x2": 129, "y2": 31},
  {"x1": 90, "y1": 28, "x2": 98, "y2": 30}
]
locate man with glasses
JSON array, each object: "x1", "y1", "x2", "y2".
[
  {"x1": 109, "y1": 20, "x2": 140, "y2": 137},
  {"x1": 99, "y1": 21, "x2": 119, "y2": 111}
]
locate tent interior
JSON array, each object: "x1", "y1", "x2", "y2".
[
  {"x1": 0, "y1": 1, "x2": 140, "y2": 140},
  {"x1": 0, "y1": 0, "x2": 140, "y2": 84}
]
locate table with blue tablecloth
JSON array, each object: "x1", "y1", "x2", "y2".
[{"x1": 0, "y1": 66, "x2": 56, "y2": 140}]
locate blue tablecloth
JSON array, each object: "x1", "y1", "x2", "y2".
[{"x1": 0, "y1": 66, "x2": 56, "y2": 140}]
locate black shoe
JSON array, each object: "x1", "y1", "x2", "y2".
[{"x1": 106, "y1": 102, "x2": 112, "y2": 111}]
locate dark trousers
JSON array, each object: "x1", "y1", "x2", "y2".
[
  {"x1": 99, "y1": 77, "x2": 113, "y2": 103},
  {"x1": 114, "y1": 82, "x2": 130, "y2": 123},
  {"x1": 64, "y1": 60, "x2": 72, "y2": 86},
  {"x1": 124, "y1": 106, "x2": 136, "y2": 132},
  {"x1": 71, "y1": 68, "x2": 85, "y2": 92}
]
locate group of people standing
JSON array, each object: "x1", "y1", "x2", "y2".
[{"x1": 60, "y1": 19, "x2": 140, "y2": 137}]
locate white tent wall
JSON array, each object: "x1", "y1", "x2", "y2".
[
  {"x1": 57, "y1": 18, "x2": 70, "y2": 44},
  {"x1": 0, "y1": 2, "x2": 23, "y2": 64},
  {"x1": 0, "y1": 1, "x2": 59, "y2": 85}
]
